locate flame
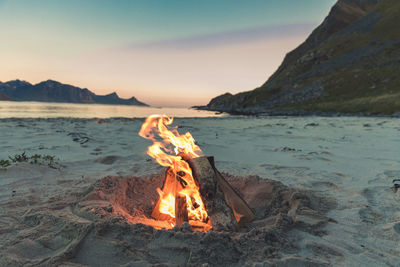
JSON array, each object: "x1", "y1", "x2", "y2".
[
  {"x1": 139, "y1": 115, "x2": 210, "y2": 228},
  {"x1": 157, "y1": 188, "x2": 175, "y2": 218}
]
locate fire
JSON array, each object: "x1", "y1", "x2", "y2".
[{"x1": 139, "y1": 115, "x2": 210, "y2": 229}]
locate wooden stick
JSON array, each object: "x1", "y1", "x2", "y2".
[{"x1": 175, "y1": 195, "x2": 188, "y2": 226}]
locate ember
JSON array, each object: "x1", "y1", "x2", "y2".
[{"x1": 139, "y1": 115, "x2": 254, "y2": 231}]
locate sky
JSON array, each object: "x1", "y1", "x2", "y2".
[{"x1": 0, "y1": 0, "x2": 336, "y2": 107}]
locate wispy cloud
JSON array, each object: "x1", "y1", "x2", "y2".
[
  {"x1": 80, "y1": 24, "x2": 312, "y2": 106},
  {"x1": 121, "y1": 23, "x2": 315, "y2": 51}
]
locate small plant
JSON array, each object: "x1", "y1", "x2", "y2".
[
  {"x1": 9, "y1": 152, "x2": 29, "y2": 163},
  {"x1": 1, "y1": 152, "x2": 63, "y2": 170},
  {"x1": 0, "y1": 159, "x2": 11, "y2": 171}
]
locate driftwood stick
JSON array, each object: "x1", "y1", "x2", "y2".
[
  {"x1": 187, "y1": 156, "x2": 238, "y2": 231},
  {"x1": 207, "y1": 157, "x2": 254, "y2": 227},
  {"x1": 214, "y1": 169, "x2": 255, "y2": 227},
  {"x1": 206, "y1": 156, "x2": 254, "y2": 226}
]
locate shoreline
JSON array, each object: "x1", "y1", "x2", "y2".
[
  {"x1": 2, "y1": 111, "x2": 400, "y2": 120},
  {"x1": 192, "y1": 106, "x2": 400, "y2": 118},
  {"x1": 0, "y1": 102, "x2": 222, "y2": 119}
]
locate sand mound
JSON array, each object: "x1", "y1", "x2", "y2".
[{"x1": 0, "y1": 173, "x2": 336, "y2": 266}]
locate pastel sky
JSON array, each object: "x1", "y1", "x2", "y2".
[{"x1": 0, "y1": 0, "x2": 336, "y2": 107}]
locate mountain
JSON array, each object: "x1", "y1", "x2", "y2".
[
  {"x1": 0, "y1": 92, "x2": 13, "y2": 101},
  {"x1": 201, "y1": 0, "x2": 400, "y2": 115},
  {"x1": 0, "y1": 79, "x2": 148, "y2": 106}
]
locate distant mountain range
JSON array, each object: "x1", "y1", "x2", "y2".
[
  {"x1": 0, "y1": 79, "x2": 148, "y2": 106},
  {"x1": 199, "y1": 0, "x2": 400, "y2": 115}
]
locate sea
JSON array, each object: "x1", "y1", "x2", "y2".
[{"x1": 0, "y1": 101, "x2": 224, "y2": 118}]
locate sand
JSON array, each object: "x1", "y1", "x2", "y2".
[{"x1": 0, "y1": 116, "x2": 400, "y2": 266}]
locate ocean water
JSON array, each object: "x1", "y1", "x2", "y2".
[{"x1": 0, "y1": 101, "x2": 223, "y2": 118}]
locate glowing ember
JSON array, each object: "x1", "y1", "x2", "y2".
[{"x1": 139, "y1": 115, "x2": 210, "y2": 229}]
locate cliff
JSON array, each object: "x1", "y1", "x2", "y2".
[{"x1": 203, "y1": 0, "x2": 400, "y2": 115}]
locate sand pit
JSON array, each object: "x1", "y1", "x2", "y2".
[{"x1": 1, "y1": 172, "x2": 336, "y2": 266}]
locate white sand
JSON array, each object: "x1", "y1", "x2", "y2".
[{"x1": 0, "y1": 116, "x2": 399, "y2": 266}]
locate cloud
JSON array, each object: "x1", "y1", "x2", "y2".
[{"x1": 121, "y1": 23, "x2": 315, "y2": 51}]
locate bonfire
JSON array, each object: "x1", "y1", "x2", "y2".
[{"x1": 139, "y1": 115, "x2": 254, "y2": 231}]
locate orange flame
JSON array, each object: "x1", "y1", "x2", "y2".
[{"x1": 139, "y1": 115, "x2": 209, "y2": 227}]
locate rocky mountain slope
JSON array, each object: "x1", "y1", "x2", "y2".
[
  {"x1": 202, "y1": 0, "x2": 400, "y2": 115},
  {"x1": 0, "y1": 80, "x2": 148, "y2": 106}
]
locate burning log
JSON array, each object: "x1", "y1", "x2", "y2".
[
  {"x1": 151, "y1": 156, "x2": 255, "y2": 231},
  {"x1": 151, "y1": 168, "x2": 176, "y2": 221},
  {"x1": 188, "y1": 156, "x2": 238, "y2": 231},
  {"x1": 175, "y1": 195, "x2": 188, "y2": 226},
  {"x1": 151, "y1": 167, "x2": 190, "y2": 226},
  {"x1": 182, "y1": 153, "x2": 254, "y2": 229},
  {"x1": 175, "y1": 171, "x2": 189, "y2": 226},
  {"x1": 210, "y1": 164, "x2": 255, "y2": 227}
]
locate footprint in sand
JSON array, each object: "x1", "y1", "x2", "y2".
[
  {"x1": 95, "y1": 155, "x2": 120, "y2": 165},
  {"x1": 67, "y1": 132, "x2": 90, "y2": 145},
  {"x1": 90, "y1": 148, "x2": 102, "y2": 155}
]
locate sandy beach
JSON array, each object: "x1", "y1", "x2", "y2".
[{"x1": 1, "y1": 116, "x2": 400, "y2": 266}]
